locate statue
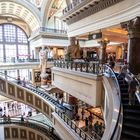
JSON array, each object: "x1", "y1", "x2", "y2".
[
  {"x1": 66, "y1": 37, "x2": 81, "y2": 60},
  {"x1": 39, "y1": 46, "x2": 49, "y2": 83}
]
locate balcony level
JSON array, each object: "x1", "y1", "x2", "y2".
[
  {"x1": 0, "y1": 59, "x2": 53, "y2": 70},
  {"x1": 52, "y1": 61, "x2": 103, "y2": 107}
]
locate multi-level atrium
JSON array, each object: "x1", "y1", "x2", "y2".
[{"x1": 0, "y1": 0, "x2": 140, "y2": 140}]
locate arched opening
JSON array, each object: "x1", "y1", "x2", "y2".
[{"x1": 0, "y1": 23, "x2": 30, "y2": 63}]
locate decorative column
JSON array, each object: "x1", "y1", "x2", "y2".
[
  {"x1": 121, "y1": 17, "x2": 140, "y2": 74},
  {"x1": 98, "y1": 39, "x2": 110, "y2": 64}
]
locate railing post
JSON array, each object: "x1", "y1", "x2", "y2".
[
  {"x1": 80, "y1": 63, "x2": 83, "y2": 72},
  {"x1": 86, "y1": 62, "x2": 89, "y2": 73},
  {"x1": 75, "y1": 62, "x2": 77, "y2": 71},
  {"x1": 92, "y1": 63, "x2": 95, "y2": 74},
  {"x1": 66, "y1": 61, "x2": 69, "y2": 69},
  {"x1": 70, "y1": 62, "x2": 73, "y2": 70}
]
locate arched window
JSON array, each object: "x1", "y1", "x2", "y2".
[{"x1": 0, "y1": 23, "x2": 29, "y2": 62}]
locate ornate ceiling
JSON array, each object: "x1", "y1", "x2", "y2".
[
  {"x1": 0, "y1": 1, "x2": 40, "y2": 31},
  {"x1": 27, "y1": 0, "x2": 43, "y2": 7}
]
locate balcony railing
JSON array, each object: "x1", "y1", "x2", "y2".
[
  {"x1": 0, "y1": 58, "x2": 40, "y2": 63},
  {"x1": 0, "y1": 117, "x2": 58, "y2": 139},
  {"x1": 33, "y1": 27, "x2": 67, "y2": 35},
  {"x1": 54, "y1": 60, "x2": 103, "y2": 75},
  {"x1": 55, "y1": 107, "x2": 102, "y2": 140},
  {"x1": 63, "y1": 0, "x2": 86, "y2": 14}
]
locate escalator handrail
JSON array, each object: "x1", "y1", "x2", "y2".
[{"x1": 103, "y1": 65, "x2": 122, "y2": 140}]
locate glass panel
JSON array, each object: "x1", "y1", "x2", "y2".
[
  {"x1": 0, "y1": 26, "x2": 3, "y2": 42},
  {"x1": 7, "y1": 70, "x2": 17, "y2": 79},
  {"x1": 4, "y1": 24, "x2": 16, "y2": 43},
  {"x1": 18, "y1": 45, "x2": 28, "y2": 59},
  {"x1": 0, "y1": 44, "x2": 3, "y2": 62},
  {"x1": 19, "y1": 69, "x2": 29, "y2": 80},
  {"x1": 5, "y1": 44, "x2": 16, "y2": 62},
  {"x1": 17, "y1": 28, "x2": 27, "y2": 43},
  {"x1": 0, "y1": 24, "x2": 29, "y2": 62}
]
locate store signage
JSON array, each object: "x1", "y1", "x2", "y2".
[{"x1": 88, "y1": 32, "x2": 102, "y2": 40}]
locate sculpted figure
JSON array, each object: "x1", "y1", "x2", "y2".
[
  {"x1": 39, "y1": 46, "x2": 49, "y2": 78},
  {"x1": 67, "y1": 38, "x2": 81, "y2": 59}
]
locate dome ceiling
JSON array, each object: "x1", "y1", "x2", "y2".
[
  {"x1": 27, "y1": 0, "x2": 43, "y2": 7},
  {"x1": 0, "y1": 1, "x2": 40, "y2": 31}
]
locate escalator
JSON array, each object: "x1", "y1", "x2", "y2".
[{"x1": 118, "y1": 78, "x2": 140, "y2": 140}]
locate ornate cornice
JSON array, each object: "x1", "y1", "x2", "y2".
[
  {"x1": 121, "y1": 17, "x2": 140, "y2": 38},
  {"x1": 62, "y1": 0, "x2": 124, "y2": 25}
]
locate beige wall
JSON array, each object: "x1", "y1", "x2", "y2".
[
  {"x1": 67, "y1": 0, "x2": 140, "y2": 37},
  {"x1": 52, "y1": 67, "x2": 103, "y2": 107},
  {"x1": 4, "y1": 125, "x2": 50, "y2": 140}
]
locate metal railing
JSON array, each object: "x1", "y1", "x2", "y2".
[
  {"x1": 55, "y1": 107, "x2": 102, "y2": 140},
  {"x1": 33, "y1": 27, "x2": 67, "y2": 35},
  {"x1": 0, "y1": 58, "x2": 39, "y2": 63},
  {"x1": 0, "y1": 117, "x2": 59, "y2": 139},
  {"x1": 63, "y1": 0, "x2": 86, "y2": 14},
  {"x1": 54, "y1": 60, "x2": 103, "y2": 75}
]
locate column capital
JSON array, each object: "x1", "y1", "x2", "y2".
[
  {"x1": 121, "y1": 17, "x2": 140, "y2": 38},
  {"x1": 98, "y1": 39, "x2": 110, "y2": 47}
]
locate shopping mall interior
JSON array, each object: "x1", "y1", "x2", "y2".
[{"x1": 0, "y1": 0, "x2": 140, "y2": 140}]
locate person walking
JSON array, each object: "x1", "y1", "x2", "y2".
[
  {"x1": 21, "y1": 115, "x2": 24, "y2": 122},
  {"x1": 7, "y1": 115, "x2": 11, "y2": 122},
  {"x1": 85, "y1": 117, "x2": 89, "y2": 131},
  {"x1": 81, "y1": 108, "x2": 84, "y2": 120}
]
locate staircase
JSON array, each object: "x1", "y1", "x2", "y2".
[{"x1": 118, "y1": 78, "x2": 140, "y2": 140}]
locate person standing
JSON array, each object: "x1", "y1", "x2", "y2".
[
  {"x1": 21, "y1": 115, "x2": 24, "y2": 122},
  {"x1": 88, "y1": 112, "x2": 93, "y2": 128},
  {"x1": 7, "y1": 115, "x2": 11, "y2": 122},
  {"x1": 128, "y1": 77, "x2": 138, "y2": 105},
  {"x1": 81, "y1": 108, "x2": 84, "y2": 120},
  {"x1": 85, "y1": 117, "x2": 89, "y2": 131}
]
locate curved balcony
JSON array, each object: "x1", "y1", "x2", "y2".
[
  {"x1": 52, "y1": 61, "x2": 123, "y2": 140},
  {"x1": 0, "y1": 62, "x2": 123, "y2": 140},
  {"x1": 0, "y1": 72, "x2": 99, "y2": 140},
  {"x1": 0, "y1": 117, "x2": 59, "y2": 140}
]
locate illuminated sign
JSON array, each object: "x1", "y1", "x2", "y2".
[{"x1": 88, "y1": 32, "x2": 102, "y2": 40}]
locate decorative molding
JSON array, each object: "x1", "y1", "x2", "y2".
[
  {"x1": 62, "y1": 0, "x2": 124, "y2": 25},
  {"x1": 67, "y1": 0, "x2": 140, "y2": 37}
]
